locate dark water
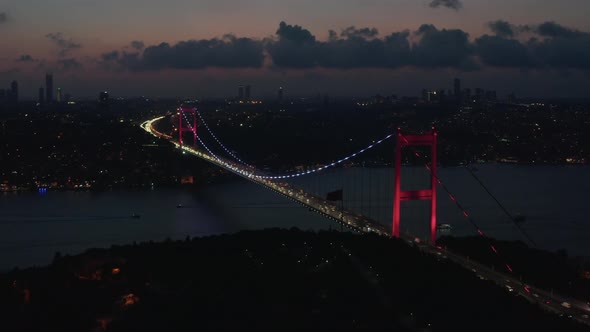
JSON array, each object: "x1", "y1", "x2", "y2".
[{"x1": 1, "y1": 164, "x2": 588, "y2": 270}]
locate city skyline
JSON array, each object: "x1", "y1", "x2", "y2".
[{"x1": 1, "y1": 1, "x2": 590, "y2": 98}]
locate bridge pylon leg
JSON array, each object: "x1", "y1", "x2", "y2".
[
  {"x1": 178, "y1": 105, "x2": 198, "y2": 147},
  {"x1": 392, "y1": 128, "x2": 438, "y2": 245}
]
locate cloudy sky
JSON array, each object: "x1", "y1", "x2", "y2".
[{"x1": 1, "y1": 0, "x2": 590, "y2": 99}]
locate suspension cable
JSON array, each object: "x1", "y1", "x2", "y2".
[
  {"x1": 464, "y1": 164, "x2": 538, "y2": 248},
  {"x1": 196, "y1": 110, "x2": 252, "y2": 167},
  {"x1": 252, "y1": 134, "x2": 395, "y2": 180}
]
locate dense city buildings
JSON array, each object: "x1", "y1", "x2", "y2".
[{"x1": 0, "y1": 81, "x2": 18, "y2": 105}]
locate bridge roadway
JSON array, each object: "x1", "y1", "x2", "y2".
[
  {"x1": 141, "y1": 115, "x2": 390, "y2": 236},
  {"x1": 141, "y1": 115, "x2": 590, "y2": 325}
]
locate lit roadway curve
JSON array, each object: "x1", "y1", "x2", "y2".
[{"x1": 141, "y1": 115, "x2": 590, "y2": 325}]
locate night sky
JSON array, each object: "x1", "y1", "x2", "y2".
[{"x1": 1, "y1": 0, "x2": 590, "y2": 98}]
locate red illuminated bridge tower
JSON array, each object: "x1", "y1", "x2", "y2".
[
  {"x1": 393, "y1": 128, "x2": 438, "y2": 244},
  {"x1": 178, "y1": 104, "x2": 197, "y2": 146}
]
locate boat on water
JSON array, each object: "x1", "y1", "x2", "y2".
[
  {"x1": 131, "y1": 213, "x2": 141, "y2": 219},
  {"x1": 177, "y1": 204, "x2": 183, "y2": 208}
]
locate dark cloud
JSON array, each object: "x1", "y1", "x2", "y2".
[
  {"x1": 328, "y1": 30, "x2": 338, "y2": 42},
  {"x1": 45, "y1": 32, "x2": 82, "y2": 57},
  {"x1": 275, "y1": 21, "x2": 316, "y2": 44},
  {"x1": 268, "y1": 22, "x2": 474, "y2": 69},
  {"x1": 536, "y1": 21, "x2": 584, "y2": 38},
  {"x1": 57, "y1": 58, "x2": 83, "y2": 71},
  {"x1": 99, "y1": 21, "x2": 590, "y2": 73},
  {"x1": 340, "y1": 26, "x2": 379, "y2": 39},
  {"x1": 429, "y1": 0, "x2": 462, "y2": 10},
  {"x1": 267, "y1": 22, "x2": 318, "y2": 68},
  {"x1": 475, "y1": 35, "x2": 533, "y2": 67},
  {"x1": 477, "y1": 21, "x2": 590, "y2": 70},
  {"x1": 316, "y1": 31, "x2": 411, "y2": 69},
  {"x1": 102, "y1": 35, "x2": 264, "y2": 71},
  {"x1": 130, "y1": 40, "x2": 144, "y2": 50},
  {"x1": 412, "y1": 24, "x2": 474, "y2": 69},
  {"x1": 488, "y1": 20, "x2": 515, "y2": 38},
  {"x1": 530, "y1": 24, "x2": 590, "y2": 69},
  {"x1": 101, "y1": 51, "x2": 119, "y2": 62},
  {"x1": 0, "y1": 12, "x2": 7, "y2": 24},
  {"x1": 269, "y1": 22, "x2": 410, "y2": 69},
  {"x1": 15, "y1": 54, "x2": 37, "y2": 62}
]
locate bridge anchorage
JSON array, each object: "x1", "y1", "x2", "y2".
[
  {"x1": 394, "y1": 128, "x2": 438, "y2": 244},
  {"x1": 178, "y1": 103, "x2": 197, "y2": 146}
]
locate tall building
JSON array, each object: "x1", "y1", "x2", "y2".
[
  {"x1": 464, "y1": 88, "x2": 471, "y2": 102},
  {"x1": 238, "y1": 85, "x2": 244, "y2": 100},
  {"x1": 46, "y1": 74, "x2": 54, "y2": 103},
  {"x1": 245, "y1": 85, "x2": 251, "y2": 100},
  {"x1": 56, "y1": 87, "x2": 62, "y2": 103},
  {"x1": 475, "y1": 88, "x2": 484, "y2": 103},
  {"x1": 278, "y1": 87, "x2": 284, "y2": 102},
  {"x1": 421, "y1": 89, "x2": 439, "y2": 102},
  {"x1": 454, "y1": 78, "x2": 461, "y2": 97},
  {"x1": 10, "y1": 81, "x2": 18, "y2": 103},
  {"x1": 38, "y1": 87, "x2": 45, "y2": 104}
]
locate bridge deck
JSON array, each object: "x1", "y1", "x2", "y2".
[{"x1": 141, "y1": 115, "x2": 390, "y2": 237}]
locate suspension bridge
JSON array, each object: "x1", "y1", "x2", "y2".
[{"x1": 140, "y1": 104, "x2": 590, "y2": 324}]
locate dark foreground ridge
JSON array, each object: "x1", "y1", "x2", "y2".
[{"x1": 1, "y1": 229, "x2": 587, "y2": 332}]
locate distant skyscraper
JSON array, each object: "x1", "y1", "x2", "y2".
[
  {"x1": 46, "y1": 74, "x2": 54, "y2": 103},
  {"x1": 38, "y1": 87, "x2": 45, "y2": 104},
  {"x1": 475, "y1": 88, "x2": 484, "y2": 103},
  {"x1": 278, "y1": 87, "x2": 284, "y2": 101},
  {"x1": 454, "y1": 78, "x2": 461, "y2": 97},
  {"x1": 10, "y1": 81, "x2": 18, "y2": 103},
  {"x1": 238, "y1": 85, "x2": 244, "y2": 100},
  {"x1": 464, "y1": 88, "x2": 471, "y2": 102},
  {"x1": 245, "y1": 85, "x2": 251, "y2": 100},
  {"x1": 421, "y1": 89, "x2": 428, "y2": 101},
  {"x1": 56, "y1": 88, "x2": 62, "y2": 103}
]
